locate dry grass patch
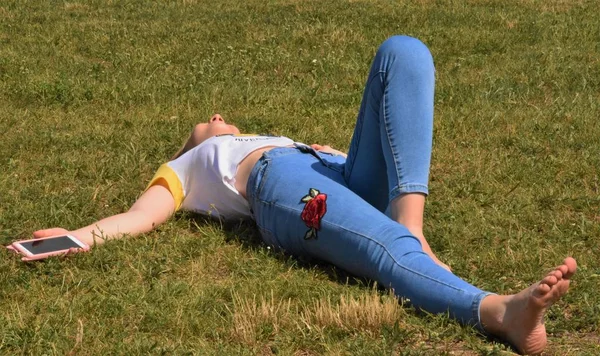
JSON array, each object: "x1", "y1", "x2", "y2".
[
  {"x1": 63, "y1": 3, "x2": 90, "y2": 11},
  {"x1": 229, "y1": 291, "x2": 296, "y2": 345},
  {"x1": 229, "y1": 288, "x2": 407, "y2": 346},
  {"x1": 301, "y1": 290, "x2": 406, "y2": 335}
]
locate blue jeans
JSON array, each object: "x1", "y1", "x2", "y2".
[{"x1": 246, "y1": 36, "x2": 489, "y2": 328}]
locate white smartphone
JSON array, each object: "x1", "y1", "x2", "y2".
[{"x1": 7, "y1": 234, "x2": 90, "y2": 261}]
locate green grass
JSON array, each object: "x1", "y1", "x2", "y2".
[{"x1": 1, "y1": 0, "x2": 600, "y2": 354}]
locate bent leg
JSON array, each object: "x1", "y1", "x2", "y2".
[
  {"x1": 344, "y1": 36, "x2": 448, "y2": 268},
  {"x1": 344, "y1": 35, "x2": 434, "y2": 211}
]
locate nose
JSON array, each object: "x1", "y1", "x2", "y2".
[{"x1": 209, "y1": 114, "x2": 224, "y2": 123}]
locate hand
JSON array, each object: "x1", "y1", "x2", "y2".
[
  {"x1": 32, "y1": 228, "x2": 86, "y2": 257},
  {"x1": 6, "y1": 228, "x2": 86, "y2": 261},
  {"x1": 310, "y1": 144, "x2": 347, "y2": 158}
]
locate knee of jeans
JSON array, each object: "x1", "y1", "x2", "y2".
[
  {"x1": 377, "y1": 35, "x2": 434, "y2": 73},
  {"x1": 385, "y1": 234, "x2": 425, "y2": 259}
]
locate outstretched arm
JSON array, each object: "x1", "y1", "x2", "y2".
[{"x1": 33, "y1": 185, "x2": 176, "y2": 247}]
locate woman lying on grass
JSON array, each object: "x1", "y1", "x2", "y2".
[{"x1": 25, "y1": 36, "x2": 576, "y2": 355}]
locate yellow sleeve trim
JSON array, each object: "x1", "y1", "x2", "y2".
[{"x1": 146, "y1": 164, "x2": 185, "y2": 211}]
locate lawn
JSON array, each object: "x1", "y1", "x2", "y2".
[{"x1": 1, "y1": 0, "x2": 599, "y2": 354}]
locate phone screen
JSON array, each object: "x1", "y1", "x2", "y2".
[{"x1": 19, "y1": 236, "x2": 82, "y2": 255}]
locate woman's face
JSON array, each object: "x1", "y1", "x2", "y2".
[{"x1": 193, "y1": 114, "x2": 241, "y2": 144}]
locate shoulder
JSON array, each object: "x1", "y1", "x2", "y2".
[{"x1": 145, "y1": 163, "x2": 185, "y2": 210}]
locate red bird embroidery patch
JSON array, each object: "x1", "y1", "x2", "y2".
[{"x1": 300, "y1": 188, "x2": 327, "y2": 240}]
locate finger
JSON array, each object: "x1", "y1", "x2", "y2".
[
  {"x1": 32, "y1": 228, "x2": 69, "y2": 239},
  {"x1": 67, "y1": 247, "x2": 83, "y2": 256},
  {"x1": 310, "y1": 144, "x2": 323, "y2": 150}
]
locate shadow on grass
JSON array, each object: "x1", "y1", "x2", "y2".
[{"x1": 186, "y1": 213, "x2": 380, "y2": 290}]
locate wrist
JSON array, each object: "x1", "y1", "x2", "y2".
[{"x1": 70, "y1": 230, "x2": 97, "y2": 247}]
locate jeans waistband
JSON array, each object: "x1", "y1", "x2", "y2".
[{"x1": 246, "y1": 144, "x2": 344, "y2": 209}]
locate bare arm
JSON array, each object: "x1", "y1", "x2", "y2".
[{"x1": 33, "y1": 185, "x2": 176, "y2": 247}]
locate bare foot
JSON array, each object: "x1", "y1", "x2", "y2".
[{"x1": 480, "y1": 257, "x2": 577, "y2": 355}]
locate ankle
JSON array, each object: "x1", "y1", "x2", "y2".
[
  {"x1": 479, "y1": 294, "x2": 510, "y2": 335},
  {"x1": 391, "y1": 193, "x2": 425, "y2": 231}
]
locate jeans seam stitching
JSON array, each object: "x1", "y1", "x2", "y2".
[
  {"x1": 345, "y1": 72, "x2": 385, "y2": 181},
  {"x1": 380, "y1": 70, "x2": 403, "y2": 193}
]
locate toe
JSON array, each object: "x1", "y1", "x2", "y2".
[
  {"x1": 542, "y1": 275, "x2": 558, "y2": 286},
  {"x1": 552, "y1": 269, "x2": 564, "y2": 280},
  {"x1": 557, "y1": 264, "x2": 568, "y2": 276},
  {"x1": 536, "y1": 283, "x2": 551, "y2": 295},
  {"x1": 563, "y1": 257, "x2": 577, "y2": 278}
]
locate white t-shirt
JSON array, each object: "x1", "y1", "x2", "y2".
[{"x1": 147, "y1": 134, "x2": 295, "y2": 220}]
